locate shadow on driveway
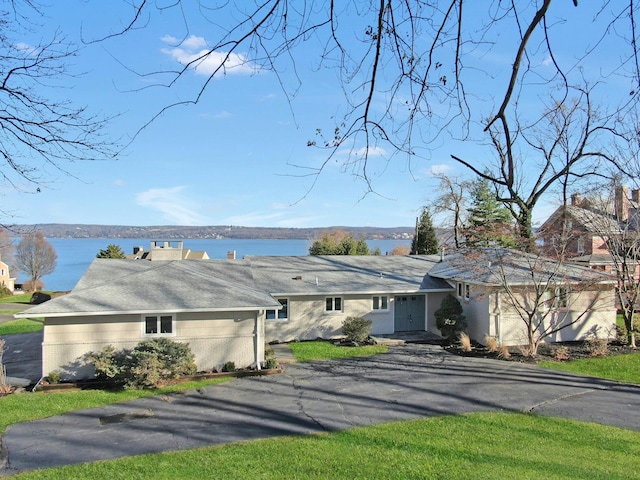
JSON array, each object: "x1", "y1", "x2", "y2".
[{"x1": 2, "y1": 343, "x2": 640, "y2": 475}]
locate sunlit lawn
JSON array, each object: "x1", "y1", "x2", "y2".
[
  {"x1": 0, "y1": 378, "x2": 231, "y2": 435},
  {"x1": 0, "y1": 292, "x2": 36, "y2": 304},
  {"x1": 0, "y1": 318, "x2": 44, "y2": 335},
  {"x1": 11, "y1": 412, "x2": 640, "y2": 480},
  {"x1": 288, "y1": 340, "x2": 388, "y2": 362},
  {"x1": 539, "y1": 351, "x2": 640, "y2": 385}
]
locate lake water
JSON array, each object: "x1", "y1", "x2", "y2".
[{"x1": 38, "y1": 238, "x2": 411, "y2": 291}]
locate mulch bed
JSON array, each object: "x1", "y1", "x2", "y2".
[{"x1": 444, "y1": 340, "x2": 637, "y2": 364}]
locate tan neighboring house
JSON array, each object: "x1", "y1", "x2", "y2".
[
  {"x1": 126, "y1": 240, "x2": 210, "y2": 260},
  {"x1": 16, "y1": 251, "x2": 616, "y2": 380},
  {"x1": 0, "y1": 255, "x2": 16, "y2": 293}
]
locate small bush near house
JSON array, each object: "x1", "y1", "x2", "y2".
[
  {"x1": 459, "y1": 332, "x2": 472, "y2": 352},
  {"x1": 46, "y1": 371, "x2": 61, "y2": 384},
  {"x1": 434, "y1": 294, "x2": 466, "y2": 341},
  {"x1": 586, "y1": 336, "x2": 609, "y2": 357},
  {"x1": 497, "y1": 345, "x2": 511, "y2": 359},
  {"x1": 484, "y1": 335, "x2": 498, "y2": 353},
  {"x1": 553, "y1": 345, "x2": 570, "y2": 361},
  {"x1": 87, "y1": 339, "x2": 197, "y2": 390},
  {"x1": 264, "y1": 357, "x2": 278, "y2": 369},
  {"x1": 222, "y1": 361, "x2": 236, "y2": 372},
  {"x1": 341, "y1": 316, "x2": 373, "y2": 344}
]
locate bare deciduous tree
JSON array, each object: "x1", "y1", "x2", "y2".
[
  {"x1": 90, "y1": 2, "x2": 638, "y2": 204},
  {"x1": 452, "y1": 85, "x2": 620, "y2": 250},
  {"x1": 430, "y1": 174, "x2": 471, "y2": 249},
  {"x1": 573, "y1": 182, "x2": 640, "y2": 348},
  {"x1": 0, "y1": 1, "x2": 117, "y2": 196},
  {"x1": 15, "y1": 231, "x2": 57, "y2": 291}
]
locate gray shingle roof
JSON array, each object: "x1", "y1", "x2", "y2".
[
  {"x1": 247, "y1": 255, "x2": 452, "y2": 295},
  {"x1": 16, "y1": 255, "x2": 453, "y2": 318},
  {"x1": 17, "y1": 259, "x2": 280, "y2": 317},
  {"x1": 429, "y1": 249, "x2": 616, "y2": 286}
]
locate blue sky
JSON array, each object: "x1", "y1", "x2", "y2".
[{"x1": 1, "y1": 2, "x2": 629, "y2": 229}]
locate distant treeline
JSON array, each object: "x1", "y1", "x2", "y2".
[{"x1": 12, "y1": 224, "x2": 416, "y2": 240}]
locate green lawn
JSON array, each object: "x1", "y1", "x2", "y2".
[
  {"x1": 0, "y1": 292, "x2": 37, "y2": 304},
  {"x1": 0, "y1": 378, "x2": 231, "y2": 435},
  {"x1": 539, "y1": 352, "x2": 640, "y2": 384},
  {"x1": 0, "y1": 318, "x2": 44, "y2": 335},
  {"x1": 11, "y1": 412, "x2": 640, "y2": 480},
  {"x1": 288, "y1": 340, "x2": 388, "y2": 362}
]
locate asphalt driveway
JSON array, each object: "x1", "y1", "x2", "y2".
[{"x1": 2, "y1": 343, "x2": 640, "y2": 475}]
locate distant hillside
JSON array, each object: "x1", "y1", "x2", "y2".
[{"x1": 13, "y1": 224, "x2": 417, "y2": 241}]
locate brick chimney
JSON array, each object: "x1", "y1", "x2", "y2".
[
  {"x1": 571, "y1": 193, "x2": 582, "y2": 206},
  {"x1": 227, "y1": 250, "x2": 236, "y2": 260},
  {"x1": 615, "y1": 186, "x2": 630, "y2": 222}
]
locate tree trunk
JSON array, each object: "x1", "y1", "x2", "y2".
[{"x1": 517, "y1": 208, "x2": 536, "y2": 252}]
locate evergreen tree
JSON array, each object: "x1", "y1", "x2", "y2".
[
  {"x1": 465, "y1": 178, "x2": 515, "y2": 248},
  {"x1": 410, "y1": 208, "x2": 439, "y2": 255},
  {"x1": 96, "y1": 244, "x2": 126, "y2": 259}
]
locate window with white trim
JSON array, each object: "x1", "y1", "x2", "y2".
[
  {"x1": 325, "y1": 297, "x2": 343, "y2": 312},
  {"x1": 266, "y1": 298, "x2": 288, "y2": 321},
  {"x1": 372, "y1": 295, "x2": 389, "y2": 311},
  {"x1": 457, "y1": 282, "x2": 463, "y2": 298},
  {"x1": 553, "y1": 287, "x2": 569, "y2": 308},
  {"x1": 143, "y1": 314, "x2": 175, "y2": 336},
  {"x1": 464, "y1": 284, "x2": 470, "y2": 300}
]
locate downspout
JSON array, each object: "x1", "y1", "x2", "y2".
[
  {"x1": 255, "y1": 311, "x2": 262, "y2": 370},
  {"x1": 496, "y1": 291, "x2": 503, "y2": 345}
]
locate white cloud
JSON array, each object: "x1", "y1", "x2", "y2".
[
  {"x1": 136, "y1": 186, "x2": 209, "y2": 225},
  {"x1": 428, "y1": 164, "x2": 451, "y2": 176},
  {"x1": 161, "y1": 35, "x2": 260, "y2": 77},
  {"x1": 352, "y1": 146, "x2": 387, "y2": 157},
  {"x1": 113, "y1": 179, "x2": 126, "y2": 187}
]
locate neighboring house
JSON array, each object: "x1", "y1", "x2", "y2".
[
  {"x1": 15, "y1": 251, "x2": 616, "y2": 380},
  {"x1": 538, "y1": 188, "x2": 639, "y2": 272},
  {"x1": 0, "y1": 255, "x2": 15, "y2": 293},
  {"x1": 126, "y1": 240, "x2": 210, "y2": 260}
]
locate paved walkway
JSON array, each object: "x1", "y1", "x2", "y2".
[{"x1": 2, "y1": 343, "x2": 640, "y2": 475}]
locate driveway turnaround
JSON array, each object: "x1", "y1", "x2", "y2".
[{"x1": 3, "y1": 344, "x2": 640, "y2": 474}]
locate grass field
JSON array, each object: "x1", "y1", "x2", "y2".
[
  {"x1": 288, "y1": 340, "x2": 388, "y2": 361},
  {"x1": 0, "y1": 318, "x2": 43, "y2": 335},
  {"x1": 10, "y1": 412, "x2": 640, "y2": 480}
]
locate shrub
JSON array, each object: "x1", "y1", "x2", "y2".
[
  {"x1": 484, "y1": 335, "x2": 498, "y2": 353},
  {"x1": 459, "y1": 332, "x2": 472, "y2": 352},
  {"x1": 586, "y1": 336, "x2": 609, "y2": 357},
  {"x1": 87, "y1": 339, "x2": 196, "y2": 390},
  {"x1": 342, "y1": 316, "x2": 372, "y2": 344},
  {"x1": 497, "y1": 345, "x2": 511, "y2": 359},
  {"x1": 222, "y1": 361, "x2": 236, "y2": 372},
  {"x1": 434, "y1": 294, "x2": 466, "y2": 340},
  {"x1": 86, "y1": 345, "x2": 127, "y2": 382},
  {"x1": 264, "y1": 357, "x2": 278, "y2": 369},
  {"x1": 553, "y1": 345, "x2": 570, "y2": 361},
  {"x1": 47, "y1": 371, "x2": 61, "y2": 384}
]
